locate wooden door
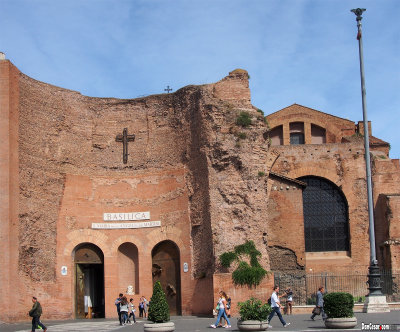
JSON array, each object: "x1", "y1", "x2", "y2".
[{"x1": 76, "y1": 263, "x2": 85, "y2": 318}]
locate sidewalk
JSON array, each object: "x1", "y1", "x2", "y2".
[{"x1": 1, "y1": 312, "x2": 399, "y2": 332}]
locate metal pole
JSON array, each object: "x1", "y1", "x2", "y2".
[{"x1": 351, "y1": 8, "x2": 382, "y2": 296}]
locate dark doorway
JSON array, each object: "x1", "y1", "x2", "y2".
[
  {"x1": 74, "y1": 243, "x2": 105, "y2": 318},
  {"x1": 151, "y1": 241, "x2": 181, "y2": 315}
]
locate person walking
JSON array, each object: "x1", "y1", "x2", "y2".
[
  {"x1": 29, "y1": 296, "x2": 47, "y2": 332},
  {"x1": 120, "y1": 296, "x2": 129, "y2": 325},
  {"x1": 267, "y1": 286, "x2": 290, "y2": 328},
  {"x1": 311, "y1": 286, "x2": 327, "y2": 321},
  {"x1": 210, "y1": 291, "x2": 231, "y2": 329},
  {"x1": 115, "y1": 293, "x2": 123, "y2": 326},
  {"x1": 127, "y1": 298, "x2": 137, "y2": 324}
]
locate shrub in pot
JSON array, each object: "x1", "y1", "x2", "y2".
[
  {"x1": 144, "y1": 281, "x2": 175, "y2": 332},
  {"x1": 324, "y1": 292, "x2": 357, "y2": 329},
  {"x1": 237, "y1": 297, "x2": 272, "y2": 331}
]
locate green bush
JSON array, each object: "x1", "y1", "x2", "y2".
[
  {"x1": 220, "y1": 251, "x2": 237, "y2": 268},
  {"x1": 147, "y1": 281, "x2": 170, "y2": 323},
  {"x1": 238, "y1": 132, "x2": 247, "y2": 139},
  {"x1": 238, "y1": 297, "x2": 271, "y2": 321},
  {"x1": 232, "y1": 262, "x2": 268, "y2": 287},
  {"x1": 258, "y1": 171, "x2": 265, "y2": 178},
  {"x1": 236, "y1": 112, "x2": 252, "y2": 127},
  {"x1": 219, "y1": 240, "x2": 269, "y2": 288},
  {"x1": 324, "y1": 292, "x2": 354, "y2": 318}
]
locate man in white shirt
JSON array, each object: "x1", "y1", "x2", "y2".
[{"x1": 267, "y1": 286, "x2": 290, "y2": 328}]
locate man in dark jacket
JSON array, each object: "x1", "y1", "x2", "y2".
[
  {"x1": 29, "y1": 296, "x2": 47, "y2": 332},
  {"x1": 115, "y1": 293, "x2": 123, "y2": 325}
]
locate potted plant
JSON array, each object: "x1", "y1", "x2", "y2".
[
  {"x1": 143, "y1": 281, "x2": 175, "y2": 332},
  {"x1": 237, "y1": 297, "x2": 272, "y2": 331},
  {"x1": 324, "y1": 292, "x2": 357, "y2": 329}
]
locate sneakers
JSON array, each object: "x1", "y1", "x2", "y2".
[
  {"x1": 210, "y1": 324, "x2": 217, "y2": 329},
  {"x1": 310, "y1": 316, "x2": 315, "y2": 320},
  {"x1": 267, "y1": 324, "x2": 273, "y2": 328},
  {"x1": 225, "y1": 325, "x2": 231, "y2": 328},
  {"x1": 284, "y1": 323, "x2": 291, "y2": 328}
]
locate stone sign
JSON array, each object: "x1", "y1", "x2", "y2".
[
  {"x1": 92, "y1": 221, "x2": 161, "y2": 229},
  {"x1": 103, "y1": 212, "x2": 150, "y2": 221}
]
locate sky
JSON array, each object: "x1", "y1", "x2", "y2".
[{"x1": 1, "y1": 0, "x2": 399, "y2": 158}]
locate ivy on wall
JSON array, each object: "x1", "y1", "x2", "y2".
[{"x1": 220, "y1": 240, "x2": 269, "y2": 288}]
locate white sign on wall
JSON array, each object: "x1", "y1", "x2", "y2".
[
  {"x1": 103, "y1": 212, "x2": 150, "y2": 221},
  {"x1": 92, "y1": 221, "x2": 161, "y2": 229},
  {"x1": 61, "y1": 266, "x2": 68, "y2": 276},
  {"x1": 183, "y1": 262, "x2": 189, "y2": 273}
]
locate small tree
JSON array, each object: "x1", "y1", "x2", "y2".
[{"x1": 148, "y1": 281, "x2": 170, "y2": 323}]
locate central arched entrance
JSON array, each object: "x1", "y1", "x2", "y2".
[
  {"x1": 151, "y1": 240, "x2": 181, "y2": 315},
  {"x1": 74, "y1": 243, "x2": 105, "y2": 318}
]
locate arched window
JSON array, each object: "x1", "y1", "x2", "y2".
[
  {"x1": 290, "y1": 122, "x2": 305, "y2": 145},
  {"x1": 299, "y1": 176, "x2": 349, "y2": 252},
  {"x1": 269, "y1": 125, "x2": 283, "y2": 146}
]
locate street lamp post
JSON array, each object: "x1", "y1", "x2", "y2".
[{"x1": 350, "y1": 8, "x2": 389, "y2": 312}]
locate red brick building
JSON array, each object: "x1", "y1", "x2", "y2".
[{"x1": 0, "y1": 59, "x2": 399, "y2": 322}]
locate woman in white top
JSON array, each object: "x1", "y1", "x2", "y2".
[
  {"x1": 210, "y1": 291, "x2": 231, "y2": 329},
  {"x1": 119, "y1": 296, "x2": 129, "y2": 325}
]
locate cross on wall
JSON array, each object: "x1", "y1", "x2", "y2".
[{"x1": 115, "y1": 128, "x2": 135, "y2": 164}]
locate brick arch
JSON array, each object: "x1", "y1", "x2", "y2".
[
  {"x1": 110, "y1": 236, "x2": 144, "y2": 255},
  {"x1": 63, "y1": 229, "x2": 110, "y2": 257},
  {"x1": 287, "y1": 166, "x2": 340, "y2": 185},
  {"x1": 146, "y1": 226, "x2": 186, "y2": 253}
]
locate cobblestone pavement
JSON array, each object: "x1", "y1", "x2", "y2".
[{"x1": 2, "y1": 312, "x2": 400, "y2": 332}]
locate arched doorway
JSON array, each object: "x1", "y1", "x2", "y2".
[
  {"x1": 151, "y1": 240, "x2": 181, "y2": 315},
  {"x1": 118, "y1": 243, "x2": 139, "y2": 295},
  {"x1": 74, "y1": 243, "x2": 105, "y2": 318}
]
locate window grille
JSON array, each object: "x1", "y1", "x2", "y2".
[
  {"x1": 290, "y1": 132, "x2": 305, "y2": 145},
  {"x1": 300, "y1": 176, "x2": 349, "y2": 252}
]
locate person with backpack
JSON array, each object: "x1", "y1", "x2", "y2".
[
  {"x1": 115, "y1": 293, "x2": 123, "y2": 325},
  {"x1": 29, "y1": 296, "x2": 47, "y2": 332}
]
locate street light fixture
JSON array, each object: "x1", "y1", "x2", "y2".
[{"x1": 350, "y1": 8, "x2": 389, "y2": 312}]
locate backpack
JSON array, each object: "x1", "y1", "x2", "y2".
[{"x1": 268, "y1": 297, "x2": 272, "y2": 305}]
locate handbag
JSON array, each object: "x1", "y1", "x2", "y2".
[
  {"x1": 216, "y1": 303, "x2": 220, "y2": 311},
  {"x1": 312, "y1": 306, "x2": 321, "y2": 315}
]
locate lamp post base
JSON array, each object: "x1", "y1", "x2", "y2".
[{"x1": 363, "y1": 295, "x2": 390, "y2": 313}]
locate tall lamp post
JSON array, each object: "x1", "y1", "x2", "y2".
[{"x1": 350, "y1": 8, "x2": 389, "y2": 312}]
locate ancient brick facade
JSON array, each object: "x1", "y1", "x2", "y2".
[{"x1": 1, "y1": 58, "x2": 399, "y2": 322}]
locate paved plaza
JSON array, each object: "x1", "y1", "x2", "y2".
[{"x1": 1, "y1": 312, "x2": 399, "y2": 332}]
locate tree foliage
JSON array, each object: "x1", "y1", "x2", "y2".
[
  {"x1": 324, "y1": 292, "x2": 354, "y2": 318},
  {"x1": 148, "y1": 281, "x2": 170, "y2": 323},
  {"x1": 219, "y1": 240, "x2": 269, "y2": 287},
  {"x1": 238, "y1": 297, "x2": 271, "y2": 321}
]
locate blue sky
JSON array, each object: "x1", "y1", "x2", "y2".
[{"x1": 1, "y1": 0, "x2": 399, "y2": 158}]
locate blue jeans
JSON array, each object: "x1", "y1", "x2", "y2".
[
  {"x1": 121, "y1": 311, "x2": 128, "y2": 323},
  {"x1": 214, "y1": 308, "x2": 230, "y2": 326},
  {"x1": 268, "y1": 306, "x2": 286, "y2": 326}
]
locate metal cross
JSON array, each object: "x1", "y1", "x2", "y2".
[
  {"x1": 115, "y1": 128, "x2": 135, "y2": 164},
  {"x1": 164, "y1": 85, "x2": 173, "y2": 93}
]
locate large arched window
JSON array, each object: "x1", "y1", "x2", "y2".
[{"x1": 299, "y1": 176, "x2": 349, "y2": 252}]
